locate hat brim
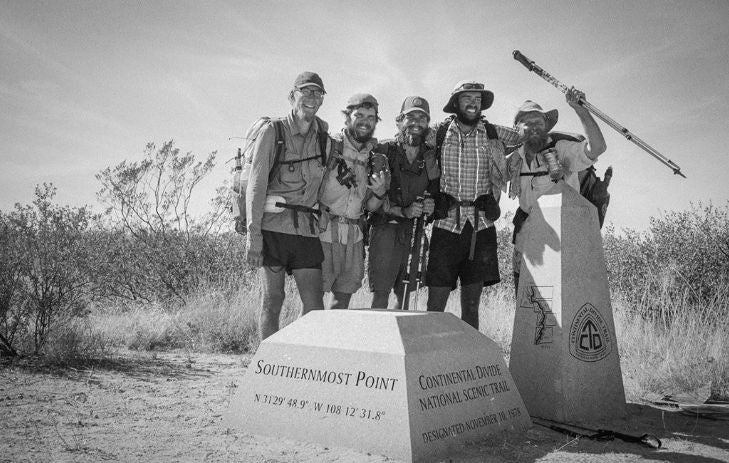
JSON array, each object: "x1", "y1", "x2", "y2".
[
  {"x1": 297, "y1": 82, "x2": 325, "y2": 92},
  {"x1": 402, "y1": 107, "x2": 429, "y2": 116},
  {"x1": 515, "y1": 108, "x2": 559, "y2": 132},
  {"x1": 443, "y1": 89, "x2": 494, "y2": 113}
]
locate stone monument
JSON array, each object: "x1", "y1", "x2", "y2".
[
  {"x1": 510, "y1": 183, "x2": 626, "y2": 423},
  {"x1": 225, "y1": 310, "x2": 530, "y2": 462}
]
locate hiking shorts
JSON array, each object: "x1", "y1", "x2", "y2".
[
  {"x1": 426, "y1": 222, "x2": 500, "y2": 290},
  {"x1": 321, "y1": 239, "x2": 365, "y2": 294},
  {"x1": 367, "y1": 222, "x2": 411, "y2": 293},
  {"x1": 262, "y1": 230, "x2": 324, "y2": 275}
]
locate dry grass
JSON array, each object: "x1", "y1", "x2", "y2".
[
  {"x1": 33, "y1": 272, "x2": 728, "y2": 402},
  {"x1": 614, "y1": 287, "x2": 729, "y2": 401}
]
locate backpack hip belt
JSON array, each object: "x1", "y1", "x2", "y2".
[
  {"x1": 276, "y1": 202, "x2": 321, "y2": 234},
  {"x1": 327, "y1": 213, "x2": 364, "y2": 245}
]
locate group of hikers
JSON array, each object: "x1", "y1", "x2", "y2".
[{"x1": 242, "y1": 71, "x2": 606, "y2": 340}]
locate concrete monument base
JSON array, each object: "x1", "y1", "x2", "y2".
[
  {"x1": 510, "y1": 183, "x2": 626, "y2": 424},
  {"x1": 224, "y1": 310, "x2": 530, "y2": 462}
]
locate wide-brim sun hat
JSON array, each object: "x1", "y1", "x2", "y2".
[
  {"x1": 443, "y1": 80, "x2": 494, "y2": 113},
  {"x1": 513, "y1": 100, "x2": 558, "y2": 132}
]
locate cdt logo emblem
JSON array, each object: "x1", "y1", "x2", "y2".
[{"x1": 568, "y1": 303, "x2": 612, "y2": 362}]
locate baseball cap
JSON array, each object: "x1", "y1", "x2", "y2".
[
  {"x1": 293, "y1": 71, "x2": 326, "y2": 93},
  {"x1": 400, "y1": 96, "x2": 430, "y2": 117},
  {"x1": 346, "y1": 93, "x2": 379, "y2": 110}
]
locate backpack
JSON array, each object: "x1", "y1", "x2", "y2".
[
  {"x1": 545, "y1": 132, "x2": 613, "y2": 228},
  {"x1": 579, "y1": 165, "x2": 613, "y2": 228},
  {"x1": 231, "y1": 117, "x2": 328, "y2": 234}
]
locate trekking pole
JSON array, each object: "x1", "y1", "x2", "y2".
[
  {"x1": 532, "y1": 417, "x2": 662, "y2": 449},
  {"x1": 400, "y1": 197, "x2": 425, "y2": 311},
  {"x1": 412, "y1": 193, "x2": 432, "y2": 310},
  {"x1": 512, "y1": 50, "x2": 686, "y2": 178}
]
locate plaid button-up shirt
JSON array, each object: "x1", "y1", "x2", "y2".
[{"x1": 435, "y1": 119, "x2": 522, "y2": 233}]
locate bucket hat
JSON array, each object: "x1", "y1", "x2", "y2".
[
  {"x1": 513, "y1": 100, "x2": 558, "y2": 132},
  {"x1": 443, "y1": 80, "x2": 494, "y2": 113}
]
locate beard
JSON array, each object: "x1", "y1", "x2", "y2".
[
  {"x1": 455, "y1": 107, "x2": 481, "y2": 125},
  {"x1": 401, "y1": 126, "x2": 430, "y2": 146},
  {"x1": 524, "y1": 131, "x2": 549, "y2": 152},
  {"x1": 346, "y1": 126, "x2": 374, "y2": 143}
]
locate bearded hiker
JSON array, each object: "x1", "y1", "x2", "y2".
[
  {"x1": 425, "y1": 80, "x2": 526, "y2": 330},
  {"x1": 509, "y1": 87, "x2": 607, "y2": 296},
  {"x1": 318, "y1": 93, "x2": 389, "y2": 310},
  {"x1": 367, "y1": 96, "x2": 437, "y2": 309}
]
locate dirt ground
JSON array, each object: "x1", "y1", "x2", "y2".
[{"x1": 1, "y1": 350, "x2": 728, "y2": 463}]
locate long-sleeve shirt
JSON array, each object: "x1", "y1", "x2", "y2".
[
  {"x1": 246, "y1": 111, "x2": 328, "y2": 254},
  {"x1": 434, "y1": 119, "x2": 522, "y2": 233},
  {"x1": 318, "y1": 131, "x2": 377, "y2": 245}
]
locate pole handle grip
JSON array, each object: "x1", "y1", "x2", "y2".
[{"x1": 513, "y1": 50, "x2": 534, "y2": 71}]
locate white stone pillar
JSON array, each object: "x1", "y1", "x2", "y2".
[{"x1": 509, "y1": 183, "x2": 626, "y2": 423}]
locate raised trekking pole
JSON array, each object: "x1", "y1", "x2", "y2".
[{"x1": 513, "y1": 50, "x2": 686, "y2": 178}]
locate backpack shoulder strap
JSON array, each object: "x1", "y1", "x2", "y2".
[
  {"x1": 325, "y1": 137, "x2": 344, "y2": 172},
  {"x1": 481, "y1": 117, "x2": 498, "y2": 139},
  {"x1": 545, "y1": 131, "x2": 584, "y2": 150},
  {"x1": 435, "y1": 116, "x2": 455, "y2": 165},
  {"x1": 315, "y1": 117, "x2": 330, "y2": 166},
  {"x1": 268, "y1": 118, "x2": 286, "y2": 183}
]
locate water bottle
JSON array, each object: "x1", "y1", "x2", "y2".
[{"x1": 542, "y1": 148, "x2": 562, "y2": 181}]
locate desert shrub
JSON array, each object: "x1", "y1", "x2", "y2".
[
  {"x1": 95, "y1": 141, "x2": 238, "y2": 304},
  {"x1": 0, "y1": 184, "x2": 99, "y2": 354},
  {"x1": 40, "y1": 315, "x2": 112, "y2": 366},
  {"x1": 603, "y1": 202, "x2": 729, "y2": 318}
]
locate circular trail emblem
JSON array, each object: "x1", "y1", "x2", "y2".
[{"x1": 568, "y1": 303, "x2": 612, "y2": 362}]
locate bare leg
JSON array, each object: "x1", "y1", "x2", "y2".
[
  {"x1": 460, "y1": 282, "x2": 483, "y2": 330},
  {"x1": 427, "y1": 286, "x2": 451, "y2": 312},
  {"x1": 259, "y1": 266, "x2": 286, "y2": 340},
  {"x1": 371, "y1": 290, "x2": 390, "y2": 309},
  {"x1": 393, "y1": 290, "x2": 405, "y2": 311},
  {"x1": 292, "y1": 268, "x2": 324, "y2": 315},
  {"x1": 330, "y1": 291, "x2": 352, "y2": 310}
]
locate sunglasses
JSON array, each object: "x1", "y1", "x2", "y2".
[
  {"x1": 297, "y1": 87, "x2": 325, "y2": 98},
  {"x1": 457, "y1": 82, "x2": 484, "y2": 91}
]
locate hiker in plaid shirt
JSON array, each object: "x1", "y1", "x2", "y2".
[{"x1": 426, "y1": 80, "x2": 525, "y2": 330}]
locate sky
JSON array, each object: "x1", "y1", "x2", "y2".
[{"x1": 1, "y1": 0, "x2": 728, "y2": 232}]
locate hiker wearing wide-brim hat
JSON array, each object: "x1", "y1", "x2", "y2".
[
  {"x1": 425, "y1": 79, "x2": 526, "y2": 331},
  {"x1": 509, "y1": 87, "x2": 609, "y2": 297},
  {"x1": 442, "y1": 80, "x2": 495, "y2": 113},
  {"x1": 513, "y1": 100, "x2": 559, "y2": 132}
]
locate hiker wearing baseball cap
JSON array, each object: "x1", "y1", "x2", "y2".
[
  {"x1": 425, "y1": 80, "x2": 526, "y2": 330},
  {"x1": 509, "y1": 87, "x2": 607, "y2": 296},
  {"x1": 317, "y1": 93, "x2": 389, "y2": 310},
  {"x1": 245, "y1": 71, "x2": 330, "y2": 340},
  {"x1": 367, "y1": 96, "x2": 439, "y2": 309}
]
